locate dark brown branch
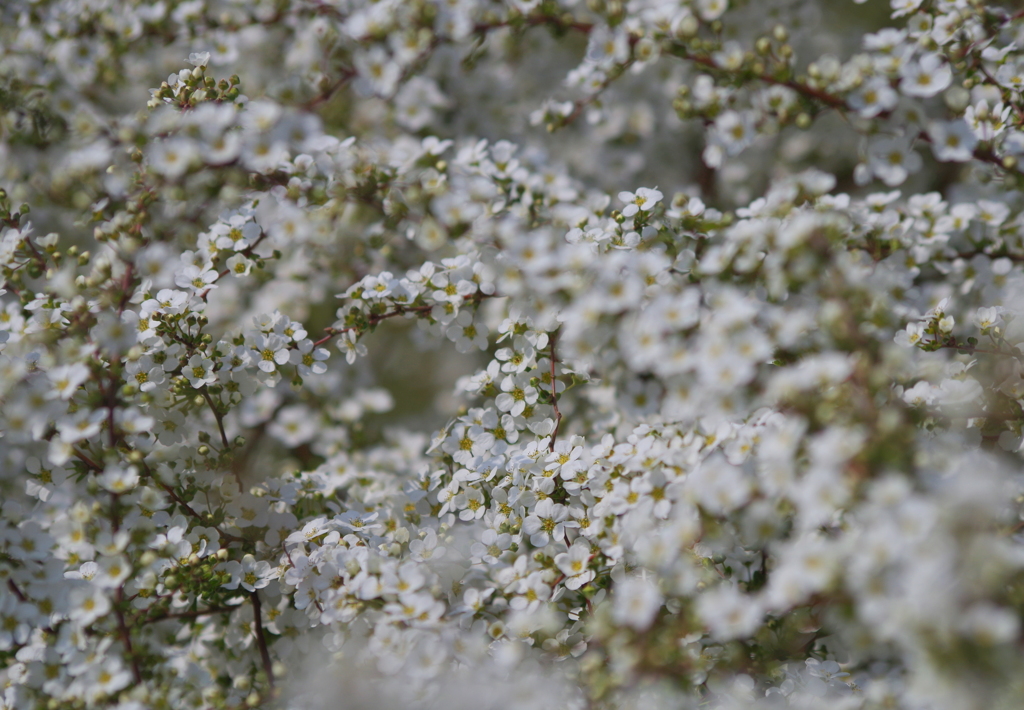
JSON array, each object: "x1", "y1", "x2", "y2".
[
  {"x1": 665, "y1": 44, "x2": 1022, "y2": 177},
  {"x1": 115, "y1": 587, "x2": 144, "y2": 685},
  {"x1": 73, "y1": 447, "x2": 104, "y2": 472},
  {"x1": 314, "y1": 292, "x2": 496, "y2": 347},
  {"x1": 7, "y1": 579, "x2": 26, "y2": 602},
  {"x1": 250, "y1": 591, "x2": 275, "y2": 688},
  {"x1": 549, "y1": 330, "x2": 563, "y2": 452},
  {"x1": 202, "y1": 387, "x2": 230, "y2": 449}
]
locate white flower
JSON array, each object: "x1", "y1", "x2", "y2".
[
  {"x1": 446, "y1": 311, "x2": 489, "y2": 353},
  {"x1": 225, "y1": 253, "x2": 253, "y2": 276},
  {"x1": 696, "y1": 0, "x2": 728, "y2": 21},
  {"x1": 57, "y1": 409, "x2": 106, "y2": 443},
  {"x1": 47, "y1": 363, "x2": 90, "y2": 400},
  {"x1": 554, "y1": 543, "x2": 594, "y2": 590},
  {"x1": 868, "y1": 137, "x2": 922, "y2": 186},
  {"x1": 496, "y1": 372, "x2": 539, "y2": 417},
  {"x1": 87, "y1": 658, "x2": 132, "y2": 701},
  {"x1": 522, "y1": 499, "x2": 571, "y2": 547},
  {"x1": 965, "y1": 101, "x2": 1012, "y2": 141},
  {"x1": 890, "y1": 0, "x2": 923, "y2": 18},
  {"x1": 92, "y1": 311, "x2": 137, "y2": 355},
  {"x1": 612, "y1": 576, "x2": 662, "y2": 630},
  {"x1": 585, "y1": 26, "x2": 630, "y2": 67},
  {"x1": 973, "y1": 306, "x2": 1003, "y2": 330},
  {"x1": 996, "y1": 59, "x2": 1024, "y2": 93},
  {"x1": 927, "y1": 120, "x2": 977, "y2": 162},
  {"x1": 899, "y1": 53, "x2": 952, "y2": 97},
  {"x1": 125, "y1": 356, "x2": 165, "y2": 392},
  {"x1": 99, "y1": 464, "x2": 139, "y2": 494},
  {"x1": 337, "y1": 330, "x2": 367, "y2": 364},
  {"x1": 226, "y1": 494, "x2": 269, "y2": 528},
  {"x1": 69, "y1": 585, "x2": 111, "y2": 625},
  {"x1": 289, "y1": 338, "x2": 329, "y2": 376},
  {"x1": 697, "y1": 583, "x2": 763, "y2": 640},
  {"x1": 187, "y1": 51, "x2": 210, "y2": 68},
  {"x1": 711, "y1": 110, "x2": 758, "y2": 156},
  {"x1": 937, "y1": 377, "x2": 982, "y2": 407},
  {"x1": 902, "y1": 380, "x2": 937, "y2": 407},
  {"x1": 269, "y1": 405, "x2": 318, "y2": 447},
  {"x1": 617, "y1": 187, "x2": 663, "y2": 217},
  {"x1": 355, "y1": 46, "x2": 401, "y2": 96},
  {"x1": 222, "y1": 554, "x2": 276, "y2": 592},
  {"x1": 960, "y1": 603, "x2": 1021, "y2": 645},
  {"x1": 149, "y1": 138, "x2": 199, "y2": 179},
  {"x1": 976, "y1": 199, "x2": 1010, "y2": 226},
  {"x1": 248, "y1": 333, "x2": 291, "y2": 373},
  {"x1": 848, "y1": 78, "x2": 898, "y2": 118},
  {"x1": 394, "y1": 76, "x2": 449, "y2": 131},
  {"x1": 94, "y1": 554, "x2": 132, "y2": 589},
  {"x1": 174, "y1": 263, "x2": 218, "y2": 293},
  {"x1": 183, "y1": 353, "x2": 217, "y2": 388}
]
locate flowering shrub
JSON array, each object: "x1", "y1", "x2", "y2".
[{"x1": 5, "y1": 0, "x2": 1024, "y2": 708}]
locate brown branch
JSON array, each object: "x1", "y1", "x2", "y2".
[
  {"x1": 117, "y1": 263, "x2": 135, "y2": 314},
  {"x1": 668, "y1": 45, "x2": 846, "y2": 110},
  {"x1": 115, "y1": 587, "x2": 144, "y2": 685},
  {"x1": 315, "y1": 292, "x2": 496, "y2": 347},
  {"x1": 143, "y1": 458, "x2": 244, "y2": 543},
  {"x1": 559, "y1": 60, "x2": 636, "y2": 129},
  {"x1": 301, "y1": 70, "x2": 356, "y2": 110},
  {"x1": 934, "y1": 338, "x2": 1019, "y2": 358},
  {"x1": 7, "y1": 579, "x2": 26, "y2": 602},
  {"x1": 73, "y1": 447, "x2": 104, "y2": 472},
  {"x1": 666, "y1": 44, "x2": 1022, "y2": 177},
  {"x1": 202, "y1": 231, "x2": 268, "y2": 298},
  {"x1": 548, "y1": 330, "x2": 563, "y2": 452},
  {"x1": 250, "y1": 591, "x2": 275, "y2": 689},
  {"x1": 202, "y1": 387, "x2": 231, "y2": 449}
]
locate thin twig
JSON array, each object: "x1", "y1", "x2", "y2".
[
  {"x1": 7, "y1": 579, "x2": 27, "y2": 602},
  {"x1": 202, "y1": 387, "x2": 230, "y2": 449},
  {"x1": 314, "y1": 292, "x2": 495, "y2": 348},
  {"x1": 73, "y1": 447, "x2": 104, "y2": 471},
  {"x1": 250, "y1": 591, "x2": 275, "y2": 688},
  {"x1": 934, "y1": 341, "x2": 1019, "y2": 358},
  {"x1": 549, "y1": 330, "x2": 563, "y2": 452},
  {"x1": 115, "y1": 587, "x2": 144, "y2": 685}
]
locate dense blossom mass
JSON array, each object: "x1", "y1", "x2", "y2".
[{"x1": 4, "y1": 0, "x2": 1024, "y2": 708}]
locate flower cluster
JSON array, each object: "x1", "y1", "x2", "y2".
[{"x1": 4, "y1": 1, "x2": 1024, "y2": 710}]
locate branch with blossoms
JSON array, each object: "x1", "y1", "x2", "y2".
[{"x1": 9, "y1": 4, "x2": 1024, "y2": 710}]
